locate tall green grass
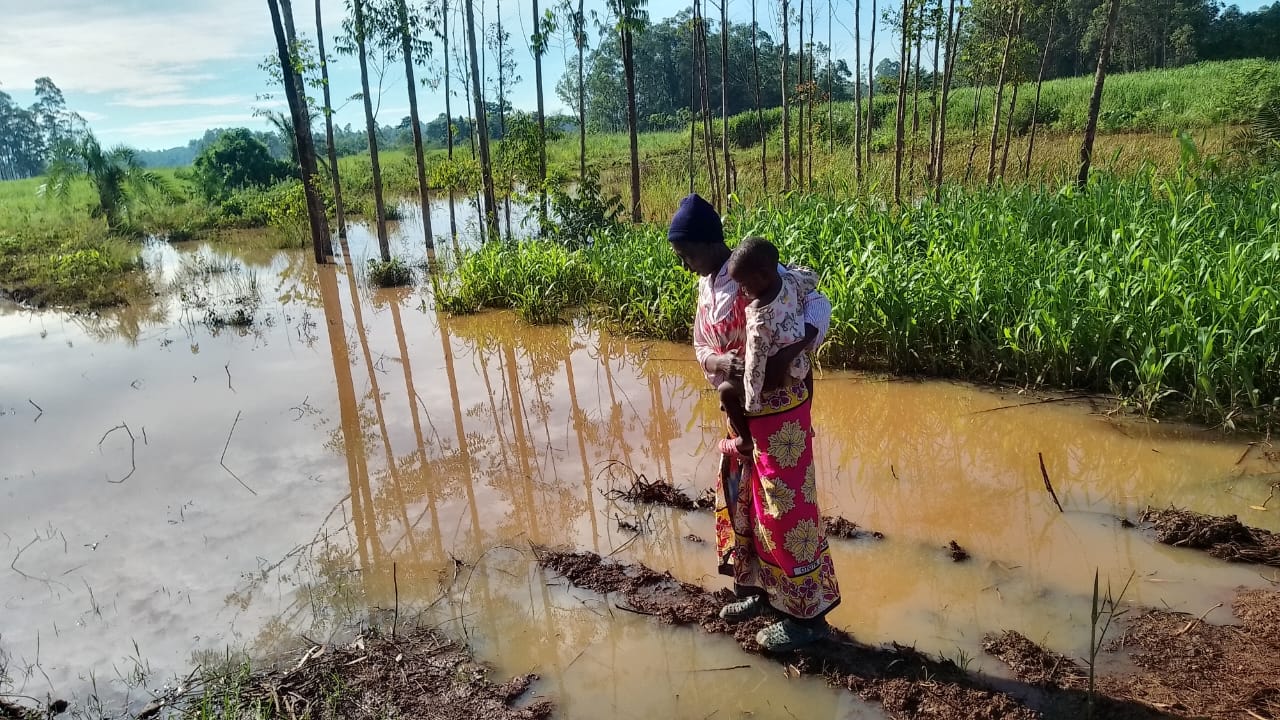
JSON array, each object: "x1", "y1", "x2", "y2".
[{"x1": 441, "y1": 166, "x2": 1280, "y2": 426}]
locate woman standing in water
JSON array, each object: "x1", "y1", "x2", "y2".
[{"x1": 667, "y1": 194, "x2": 841, "y2": 652}]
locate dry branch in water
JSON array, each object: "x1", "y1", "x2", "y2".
[
  {"x1": 97, "y1": 422, "x2": 137, "y2": 484},
  {"x1": 1038, "y1": 452, "x2": 1065, "y2": 513},
  {"x1": 600, "y1": 460, "x2": 698, "y2": 511},
  {"x1": 220, "y1": 411, "x2": 257, "y2": 495}
]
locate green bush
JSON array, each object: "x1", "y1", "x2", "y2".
[
  {"x1": 192, "y1": 129, "x2": 293, "y2": 202},
  {"x1": 367, "y1": 257, "x2": 414, "y2": 288}
]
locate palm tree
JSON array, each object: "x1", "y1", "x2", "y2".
[{"x1": 42, "y1": 133, "x2": 170, "y2": 230}]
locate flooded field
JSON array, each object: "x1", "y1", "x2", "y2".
[{"x1": 2, "y1": 210, "x2": 1278, "y2": 718}]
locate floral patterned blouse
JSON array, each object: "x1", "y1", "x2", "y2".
[
  {"x1": 742, "y1": 268, "x2": 819, "y2": 413},
  {"x1": 693, "y1": 262, "x2": 831, "y2": 389}
]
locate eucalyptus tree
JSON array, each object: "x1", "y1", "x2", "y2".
[
  {"x1": 1078, "y1": 0, "x2": 1121, "y2": 187},
  {"x1": 393, "y1": 0, "x2": 436, "y2": 248},
  {"x1": 268, "y1": 0, "x2": 332, "y2": 261},
  {"x1": 315, "y1": 0, "x2": 347, "y2": 239},
  {"x1": 464, "y1": 0, "x2": 500, "y2": 237}
]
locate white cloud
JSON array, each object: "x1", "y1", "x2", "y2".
[
  {"x1": 110, "y1": 94, "x2": 259, "y2": 109},
  {"x1": 101, "y1": 113, "x2": 271, "y2": 145},
  {"x1": 0, "y1": 1, "x2": 269, "y2": 98}
]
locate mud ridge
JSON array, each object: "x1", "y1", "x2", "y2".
[
  {"x1": 986, "y1": 589, "x2": 1280, "y2": 719},
  {"x1": 1137, "y1": 506, "x2": 1280, "y2": 567},
  {"x1": 608, "y1": 476, "x2": 884, "y2": 543},
  {"x1": 534, "y1": 546, "x2": 1041, "y2": 720},
  {"x1": 184, "y1": 628, "x2": 550, "y2": 720},
  {"x1": 822, "y1": 515, "x2": 886, "y2": 540}
]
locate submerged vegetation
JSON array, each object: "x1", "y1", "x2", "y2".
[
  {"x1": 366, "y1": 257, "x2": 414, "y2": 288},
  {"x1": 441, "y1": 165, "x2": 1280, "y2": 427}
]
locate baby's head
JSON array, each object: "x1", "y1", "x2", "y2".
[{"x1": 728, "y1": 236, "x2": 780, "y2": 300}]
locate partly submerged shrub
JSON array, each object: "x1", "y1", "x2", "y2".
[{"x1": 367, "y1": 257, "x2": 413, "y2": 288}]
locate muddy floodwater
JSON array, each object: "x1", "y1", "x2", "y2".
[{"x1": 3, "y1": 210, "x2": 1279, "y2": 719}]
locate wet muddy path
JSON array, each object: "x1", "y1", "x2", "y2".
[{"x1": 2, "y1": 212, "x2": 1279, "y2": 718}]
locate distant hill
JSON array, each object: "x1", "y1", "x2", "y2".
[{"x1": 137, "y1": 128, "x2": 290, "y2": 169}]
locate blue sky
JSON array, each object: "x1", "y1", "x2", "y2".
[{"x1": 0, "y1": 0, "x2": 1271, "y2": 150}]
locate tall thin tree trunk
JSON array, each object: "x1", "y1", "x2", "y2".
[
  {"x1": 807, "y1": 0, "x2": 815, "y2": 185},
  {"x1": 690, "y1": 15, "x2": 699, "y2": 196},
  {"x1": 1078, "y1": 0, "x2": 1120, "y2": 188},
  {"x1": 965, "y1": 80, "x2": 983, "y2": 182},
  {"x1": 999, "y1": 79, "x2": 1019, "y2": 178},
  {"x1": 1024, "y1": 9, "x2": 1054, "y2": 179},
  {"x1": 314, "y1": 0, "x2": 346, "y2": 240},
  {"x1": 797, "y1": 0, "x2": 805, "y2": 190},
  {"x1": 893, "y1": 0, "x2": 909, "y2": 204},
  {"x1": 720, "y1": 0, "x2": 731, "y2": 198},
  {"x1": 576, "y1": 0, "x2": 587, "y2": 181},
  {"x1": 697, "y1": 1, "x2": 721, "y2": 206},
  {"x1": 985, "y1": 2, "x2": 1018, "y2": 185},
  {"x1": 496, "y1": 0, "x2": 512, "y2": 239},
  {"x1": 354, "y1": 0, "x2": 390, "y2": 258},
  {"x1": 782, "y1": 0, "x2": 792, "y2": 190},
  {"x1": 465, "y1": 0, "x2": 500, "y2": 237},
  {"x1": 442, "y1": 0, "x2": 459, "y2": 241},
  {"x1": 866, "y1": 0, "x2": 877, "y2": 171},
  {"x1": 398, "y1": 0, "x2": 434, "y2": 249},
  {"x1": 752, "y1": 0, "x2": 767, "y2": 190},
  {"x1": 854, "y1": 0, "x2": 863, "y2": 182},
  {"x1": 828, "y1": 0, "x2": 834, "y2": 154},
  {"x1": 620, "y1": 0, "x2": 642, "y2": 221},
  {"x1": 926, "y1": 0, "x2": 941, "y2": 183},
  {"x1": 271, "y1": 0, "x2": 332, "y2": 263},
  {"x1": 934, "y1": 0, "x2": 960, "y2": 201},
  {"x1": 533, "y1": 0, "x2": 548, "y2": 225},
  {"x1": 908, "y1": 0, "x2": 923, "y2": 186}
]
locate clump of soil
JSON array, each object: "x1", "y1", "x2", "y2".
[
  {"x1": 1104, "y1": 589, "x2": 1280, "y2": 718},
  {"x1": 948, "y1": 540, "x2": 971, "y2": 562},
  {"x1": 695, "y1": 487, "x2": 716, "y2": 510},
  {"x1": 985, "y1": 591, "x2": 1280, "y2": 719},
  {"x1": 983, "y1": 632, "x2": 1086, "y2": 687},
  {"x1": 1138, "y1": 506, "x2": 1280, "y2": 566},
  {"x1": 0, "y1": 699, "x2": 39, "y2": 720},
  {"x1": 822, "y1": 515, "x2": 885, "y2": 540},
  {"x1": 535, "y1": 547, "x2": 1037, "y2": 720},
  {"x1": 186, "y1": 627, "x2": 550, "y2": 720},
  {"x1": 605, "y1": 473, "x2": 697, "y2": 511}
]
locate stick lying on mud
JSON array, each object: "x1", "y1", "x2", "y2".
[{"x1": 1135, "y1": 506, "x2": 1280, "y2": 567}]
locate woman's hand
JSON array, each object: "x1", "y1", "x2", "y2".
[{"x1": 709, "y1": 351, "x2": 743, "y2": 377}]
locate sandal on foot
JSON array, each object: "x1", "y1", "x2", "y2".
[
  {"x1": 718, "y1": 594, "x2": 765, "y2": 622},
  {"x1": 755, "y1": 619, "x2": 827, "y2": 652}
]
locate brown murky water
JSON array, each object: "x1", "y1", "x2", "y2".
[{"x1": 2, "y1": 210, "x2": 1278, "y2": 718}]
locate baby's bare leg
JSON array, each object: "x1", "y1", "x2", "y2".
[{"x1": 718, "y1": 378, "x2": 752, "y2": 453}]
